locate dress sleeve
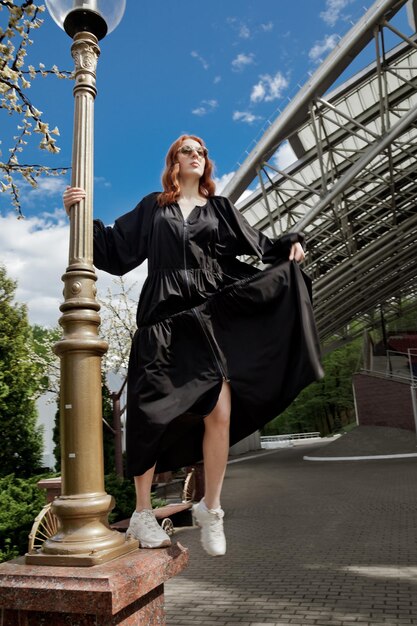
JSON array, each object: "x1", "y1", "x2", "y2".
[
  {"x1": 93, "y1": 195, "x2": 155, "y2": 276},
  {"x1": 215, "y1": 196, "x2": 305, "y2": 264}
]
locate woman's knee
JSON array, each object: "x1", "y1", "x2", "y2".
[
  {"x1": 205, "y1": 402, "x2": 230, "y2": 428},
  {"x1": 206, "y1": 406, "x2": 230, "y2": 429},
  {"x1": 206, "y1": 384, "x2": 231, "y2": 428}
]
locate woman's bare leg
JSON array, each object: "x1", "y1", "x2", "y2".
[
  {"x1": 134, "y1": 464, "x2": 156, "y2": 511},
  {"x1": 128, "y1": 464, "x2": 171, "y2": 547},
  {"x1": 203, "y1": 381, "x2": 231, "y2": 510}
]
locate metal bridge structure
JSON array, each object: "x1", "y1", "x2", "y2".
[{"x1": 223, "y1": 0, "x2": 417, "y2": 350}]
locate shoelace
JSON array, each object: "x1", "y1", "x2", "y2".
[
  {"x1": 137, "y1": 510, "x2": 159, "y2": 529},
  {"x1": 207, "y1": 512, "x2": 224, "y2": 535}
]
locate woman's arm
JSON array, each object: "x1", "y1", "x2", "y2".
[
  {"x1": 63, "y1": 187, "x2": 153, "y2": 276},
  {"x1": 215, "y1": 196, "x2": 305, "y2": 264}
]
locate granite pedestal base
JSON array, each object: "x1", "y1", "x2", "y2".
[{"x1": 0, "y1": 543, "x2": 188, "y2": 625}]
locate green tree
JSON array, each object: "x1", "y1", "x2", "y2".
[
  {"x1": 52, "y1": 402, "x2": 60, "y2": 471},
  {"x1": 0, "y1": 265, "x2": 43, "y2": 476},
  {"x1": 102, "y1": 379, "x2": 116, "y2": 475},
  {"x1": 31, "y1": 324, "x2": 60, "y2": 395},
  {"x1": 0, "y1": 473, "x2": 47, "y2": 561},
  {"x1": 264, "y1": 338, "x2": 362, "y2": 436}
]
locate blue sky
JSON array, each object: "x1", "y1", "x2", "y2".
[
  {"x1": 3, "y1": 0, "x2": 411, "y2": 219},
  {"x1": 0, "y1": 0, "x2": 413, "y2": 325}
]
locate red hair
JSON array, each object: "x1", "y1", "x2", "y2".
[{"x1": 158, "y1": 135, "x2": 216, "y2": 206}]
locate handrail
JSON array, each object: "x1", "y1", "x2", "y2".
[{"x1": 260, "y1": 432, "x2": 321, "y2": 442}]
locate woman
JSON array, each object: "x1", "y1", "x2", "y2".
[{"x1": 63, "y1": 135, "x2": 323, "y2": 557}]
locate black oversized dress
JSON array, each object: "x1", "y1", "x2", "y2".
[{"x1": 94, "y1": 192, "x2": 323, "y2": 477}]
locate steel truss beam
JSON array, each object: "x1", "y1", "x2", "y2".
[
  {"x1": 223, "y1": 0, "x2": 410, "y2": 202},
  {"x1": 223, "y1": 0, "x2": 417, "y2": 345}
]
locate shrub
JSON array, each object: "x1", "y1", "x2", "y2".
[
  {"x1": 0, "y1": 474, "x2": 48, "y2": 562},
  {"x1": 105, "y1": 473, "x2": 137, "y2": 523},
  {"x1": 0, "y1": 472, "x2": 166, "y2": 562},
  {"x1": 105, "y1": 473, "x2": 165, "y2": 523}
]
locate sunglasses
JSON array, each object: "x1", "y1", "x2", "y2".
[{"x1": 177, "y1": 145, "x2": 208, "y2": 158}]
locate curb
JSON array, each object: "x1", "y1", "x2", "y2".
[
  {"x1": 228, "y1": 448, "x2": 283, "y2": 465},
  {"x1": 304, "y1": 452, "x2": 417, "y2": 462}
]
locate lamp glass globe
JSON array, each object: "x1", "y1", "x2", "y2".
[{"x1": 45, "y1": 0, "x2": 125, "y2": 37}]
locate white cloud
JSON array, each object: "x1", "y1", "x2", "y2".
[
  {"x1": 94, "y1": 176, "x2": 112, "y2": 188},
  {"x1": 16, "y1": 175, "x2": 68, "y2": 209},
  {"x1": 29, "y1": 177, "x2": 68, "y2": 197},
  {"x1": 192, "y1": 107, "x2": 206, "y2": 116},
  {"x1": 237, "y1": 189, "x2": 254, "y2": 204},
  {"x1": 250, "y1": 71, "x2": 288, "y2": 103},
  {"x1": 260, "y1": 22, "x2": 273, "y2": 32},
  {"x1": 191, "y1": 50, "x2": 209, "y2": 70},
  {"x1": 239, "y1": 24, "x2": 250, "y2": 39},
  {"x1": 231, "y1": 53, "x2": 255, "y2": 72},
  {"x1": 232, "y1": 110, "x2": 262, "y2": 124},
  {"x1": 309, "y1": 34, "x2": 340, "y2": 62},
  {"x1": 226, "y1": 17, "x2": 251, "y2": 40},
  {"x1": 320, "y1": 0, "x2": 353, "y2": 26},
  {"x1": 272, "y1": 141, "x2": 297, "y2": 170},
  {"x1": 0, "y1": 211, "x2": 147, "y2": 327},
  {"x1": 214, "y1": 172, "x2": 235, "y2": 194},
  {"x1": 213, "y1": 171, "x2": 253, "y2": 204},
  {"x1": 192, "y1": 99, "x2": 218, "y2": 116},
  {"x1": 251, "y1": 82, "x2": 266, "y2": 103},
  {"x1": 213, "y1": 75, "x2": 221, "y2": 84},
  {"x1": 10, "y1": 174, "x2": 111, "y2": 216}
]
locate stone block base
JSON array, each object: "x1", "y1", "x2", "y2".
[{"x1": 0, "y1": 543, "x2": 188, "y2": 625}]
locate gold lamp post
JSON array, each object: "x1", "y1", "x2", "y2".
[{"x1": 26, "y1": 0, "x2": 138, "y2": 566}]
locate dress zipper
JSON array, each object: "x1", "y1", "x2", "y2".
[
  {"x1": 182, "y1": 212, "x2": 228, "y2": 381},
  {"x1": 183, "y1": 218, "x2": 192, "y2": 298}
]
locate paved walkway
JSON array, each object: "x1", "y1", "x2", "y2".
[{"x1": 165, "y1": 441, "x2": 417, "y2": 626}]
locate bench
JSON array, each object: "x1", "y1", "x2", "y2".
[{"x1": 111, "y1": 502, "x2": 194, "y2": 536}]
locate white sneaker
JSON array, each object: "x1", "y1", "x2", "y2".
[
  {"x1": 125, "y1": 509, "x2": 172, "y2": 548},
  {"x1": 192, "y1": 500, "x2": 226, "y2": 557}
]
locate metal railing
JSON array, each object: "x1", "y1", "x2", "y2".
[
  {"x1": 364, "y1": 349, "x2": 417, "y2": 383},
  {"x1": 260, "y1": 432, "x2": 321, "y2": 448}
]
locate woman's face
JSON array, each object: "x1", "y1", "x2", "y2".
[{"x1": 176, "y1": 138, "x2": 206, "y2": 181}]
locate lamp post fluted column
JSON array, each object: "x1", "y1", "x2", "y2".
[{"x1": 26, "y1": 26, "x2": 137, "y2": 566}]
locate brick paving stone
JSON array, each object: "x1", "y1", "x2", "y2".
[{"x1": 165, "y1": 443, "x2": 417, "y2": 626}]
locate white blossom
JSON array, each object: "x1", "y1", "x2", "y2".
[{"x1": 0, "y1": 1, "x2": 72, "y2": 215}]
